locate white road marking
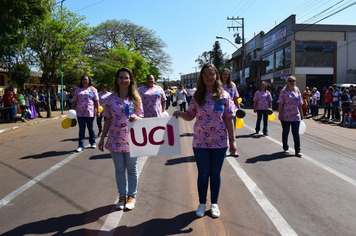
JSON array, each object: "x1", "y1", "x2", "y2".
[
  {"x1": 243, "y1": 123, "x2": 356, "y2": 188},
  {"x1": 0, "y1": 151, "x2": 81, "y2": 208},
  {"x1": 227, "y1": 157, "x2": 298, "y2": 236},
  {"x1": 97, "y1": 156, "x2": 148, "y2": 236}
]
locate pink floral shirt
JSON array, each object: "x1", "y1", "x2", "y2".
[
  {"x1": 187, "y1": 91, "x2": 234, "y2": 149},
  {"x1": 253, "y1": 91, "x2": 273, "y2": 110},
  {"x1": 103, "y1": 93, "x2": 144, "y2": 152},
  {"x1": 277, "y1": 89, "x2": 303, "y2": 122},
  {"x1": 223, "y1": 83, "x2": 239, "y2": 114},
  {"x1": 98, "y1": 91, "x2": 112, "y2": 113},
  {"x1": 73, "y1": 86, "x2": 99, "y2": 117},
  {"x1": 138, "y1": 85, "x2": 166, "y2": 117}
]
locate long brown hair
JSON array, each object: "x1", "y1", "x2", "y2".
[
  {"x1": 79, "y1": 75, "x2": 93, "y2": 88},
  {"x1": 220, "y1": 68, "x2": 233, "y2": 89},
  {"x1": 194, "y1": 64, "x2": 223, "y2": 107},
  {"x1": 113, "y1": 67, "x2": 141, "y2": 113}
]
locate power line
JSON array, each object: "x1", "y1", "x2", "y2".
[{"x1": 74, "y1": 0, "x2": 107, "y2": 12}]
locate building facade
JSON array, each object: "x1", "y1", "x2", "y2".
[{"x1": 230, "y1": 14, "x2": 356, "y2": 91}]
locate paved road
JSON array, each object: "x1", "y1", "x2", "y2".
[{"x1": 0, "y1": 107, "x2": 355, "y2": 235}]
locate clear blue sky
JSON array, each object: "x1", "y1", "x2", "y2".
[{"x1": 62, "y1": 0, "x2": 356, "y2": 81}]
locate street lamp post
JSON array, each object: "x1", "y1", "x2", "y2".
[{"x1": 216, "y1": 36, "x2": 238, "y2": 49}]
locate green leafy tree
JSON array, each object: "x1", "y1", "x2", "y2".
[
  {"x1": 83, "y1": 19, "x2": 172, "y2": 76},
  {"x1": 26, "y1": 6, "x2": 89, "y2": 117},
  {"x1": 212, "y1": 41, "x2": 225, "y2": 71},
  {"x1": 195, "y1": 51, "x2": 213, "y2": 69},
  {"x1": 11, "y1": 63, "x2": 31, "y2": 88},
  {"x1": 91, "y1": 45, "x2": 150, "y2": 88}
]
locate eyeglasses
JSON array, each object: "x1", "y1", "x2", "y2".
[
  {"x1": 203, "y1": 72, "x2": 216, "y2": 77},
  {"x1": 288, "y1": 80, "x2": 295, "y2": 83},
  {"x1": 103, "y1": 86, "x2": 107, "y2": 88}
]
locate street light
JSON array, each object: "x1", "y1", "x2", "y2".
[{"x1": 216, "y1": 36, "x2": 238, "y2": 49}]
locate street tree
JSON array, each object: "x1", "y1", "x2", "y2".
[
  {"x1": 83, "y1": 19, "x2": 172, "y2": 76},
  {"x1": 90, "y1": 45, "x2": 150, "y2": 88},
  {"x1": 26, "y1": 6, "x2": 89, "y2": 118},
  {"x1": 11, "y1": 63, "x2": 31, "y2": 88},
  {"x1": 195, "y1": 51, "x2": 213, "y2": 69},
  {"x1": 212, "y1": 41, "x2": 225, "y2": 71},
  {"x1": 0, "y1": 0, "x2": 53, "y2": 81}
]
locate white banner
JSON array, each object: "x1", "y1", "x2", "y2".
[{"x1": 127, "y1": 117, "x2": 181, "y2": 157}]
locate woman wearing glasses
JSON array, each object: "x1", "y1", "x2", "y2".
[
  {"x1": 97, "y1": 84, "x2": 112, "y2": 136},
  {"x1": 277, "y1": 75, "x2": 303, "y2": 157},
  {"x1": 173, "y1": 64, "x2": 236, "y2": 218}
]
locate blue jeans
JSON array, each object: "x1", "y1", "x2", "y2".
[
  {"x1": 332, "y1": 101, "x2": 340, "y2": 120},
  {"x1": 4, "y1": 104, "x2": 14, "y2": 121},
  {"x1": 255, "y1": 110, "x2": 268, "y2": 134},
  {"x1": 166, "y1": 95, "x2": 171, "y2": 110},
  {"x1": 110, "y1": 152, "x2": 138, "y2": 197},
  {"x1": 281, "y1": 121, "x2": 301, "y2": 153},
  {"x1": 96, "y1": 114, "x2": 106, "y2": 132},
  {"x1": 77, "y1": 116, "x2": 96, "y2": 148},
  {"x1": 193, "y1": 147, "x2": 227, "y2": 204}
]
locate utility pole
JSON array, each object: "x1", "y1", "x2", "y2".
[{"x1": 227, "y1": 17, "x2": 245, "y2": 82}]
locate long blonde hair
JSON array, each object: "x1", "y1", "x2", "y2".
[
  {"x1": 194, "y1": 64, "x2": 223, "y2": 107},
  {"x1": 113, "y1": 67, "x2": 141, "y2": 113}
]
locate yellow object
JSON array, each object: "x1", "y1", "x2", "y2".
[
  {"x1": 61, "y1": 118, "x2": 72, "y2": 129},
  {"x1": 238, "y1": 97, "x2": 242, "y2": 103},
  {"x1": 235, "y1": 118, "x2": 244, "y2": 129},
  {"x1": 95, "y1": 106, "x2": 104, "y2": 113},
  {"x1": 171, "y1": 90, "x2": 176, "y2": 94},
  {"x1": 268, "y1": 113, "x2": 276, "y2": 121}
]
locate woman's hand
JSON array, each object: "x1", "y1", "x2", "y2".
[
  {"x1": 128, "y1": 114, "x2": 140, "y2": 122},
  {"x1": 229, "y1": 142, "x2": 237, "y2": 155},
  {"x1": 173, "y1": 111, "x2": 180, "y2": 118},
  {"x1": 98, "y1": 139, "x2": 105, "y2": 152}
]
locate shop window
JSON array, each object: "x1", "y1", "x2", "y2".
[
  {"x1": 262, "y1": 54, "x2": 273, "y2": 75},
  {"x1": 295, "y1": 44, "x2": 333, "y2": 67}
]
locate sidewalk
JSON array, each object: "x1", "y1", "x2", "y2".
[{"x1": 0, "y1": 110, "x2": 67, "y2": 134}]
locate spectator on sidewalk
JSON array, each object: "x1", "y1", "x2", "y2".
[
  {"x1": 310, "y1": 90, "x2": 317, "y2": 118},
  {"x1": 253, "y1": 81, "x2": 273, "y2": 135},
  {"x1": 278, "y1": 75, "x2": 303, "y2": 157},
  {"x1": 323, "y1": 87, "x2": 333, "y2": 120},
  {"x1": 164, "y1": 85, "x2": 171, "y2": 110},
  {"x1": 18, "y1": 89, "x2": 28, "y2": 122},
  {"x1": 98, "y1": 67, "x2": 144, "y2": 211},
  {"x1": 71, "y1": 75, "x2": 100, "y2": 152},
  {"x1": 341, "y1": 89, "x2": 351, "y2": 124},
  {"x1": 313, "y1": 87, "x2": 320, "y2": 116},
  {"x1": 349, "y1": 85, "x2": 355, "y2": 110},
  {"x1": 173, "y1": 64, "x2": 236, "y2": 219},
  {"x1": 97, "y1": 84, "x2": 111, "y2": 136},
  {"x1": 25, "y1": 89, "x2": 37, "y2": 119},
  {"x1": 303, "y1": 87, "x2": 311, "y2": 114},
  {"x1": 2, "y1": 89, "x2": 15, "y2": 123},
  {"x1": 332, "y1": 84, "x2": 342, "y2": 122},
  {"x1": 138, "y1": 74, "x2": 166, "y2": 117}
]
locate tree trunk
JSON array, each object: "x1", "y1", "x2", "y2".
[{"x1": 44, "y1": 75, "x2": 52, "y2": 118}]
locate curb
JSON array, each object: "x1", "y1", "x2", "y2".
[{"x1": 0, "y1": 115, "x2": 68, "y2": 134}]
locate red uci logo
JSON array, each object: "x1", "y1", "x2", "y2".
[{"x1": 130, "y1": 124, "x2": 175, "y2": 146}]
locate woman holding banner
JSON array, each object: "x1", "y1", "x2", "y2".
[
  {"x1": 98, "y1": 67, "x2": 144, "y2": 211},
  {"x1": 173, "y1": 64, "x2": 236, "y2": 218}
]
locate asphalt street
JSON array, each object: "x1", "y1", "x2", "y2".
[{"x1": 0, "y1": 107, "x2": 355, "y2": 236}]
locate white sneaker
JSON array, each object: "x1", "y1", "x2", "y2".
[
  {"x1": 211, "y1": 204, "x2": 220, "y2": 218},
  {"x1": 116, "y1": 196, "x2": 126, "y2": 210},
  {"x1": 91, "y1": 144, "x2": 97, "y2": 149},
  {"x1": 76, "y1": 147, "x2": 84, "y2": 152},
  {"x1": 196, "y1": 203, "x2": 206, "y2": 217},
  {"x1": 125, "y1": 195, "x2": 136, "y2": 210}
]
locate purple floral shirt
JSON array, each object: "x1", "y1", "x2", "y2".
[
  {"x1": 253, "y1": 91, "x2": 273, "y2": 110},
  {"x1": 187, "y1": 91, "x2": 234, "y2": 149},
  {"x1": 223, "y1": 83, "x2": 239, "y2": 114},
  {"x1": 138, "y1": 85, "x2": 166, "y2": 117},
  {"x1": 103, "y1": 93, "x2": 144, "y2": 152},
  {"x1": 73, "y1": 86, "x2": 99, "y2": 117},
  {"x1": 98, "y1": 91, "x2": 112, "y2": 107},
  {"x1": 277, "y1": 89, "x2": 303, "y2": 122}
]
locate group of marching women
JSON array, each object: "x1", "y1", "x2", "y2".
[{"x1": 70, "y1": 65, "x2": 303, "y2": 217}]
